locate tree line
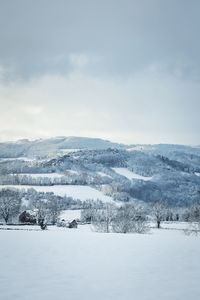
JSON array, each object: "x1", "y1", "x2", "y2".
[{"x1": 1, "y1": 188, "x2": 200, "y2": 234}]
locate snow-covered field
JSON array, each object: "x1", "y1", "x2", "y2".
[
  {"x1": 160, "y1": 221, "x2": 190, "y2": 230},
  {"x1": 112, "y1": 167, "x2": 152, "y2": 181},
  {"x1": 0, "y1": 185, "x2": 113, "y2": 202},
  {"x1": 59, "y1": 209, "x2": 81, "y2": 221},
  {"x1": 0, "y1": 225, "x2": 200, "y2": 300}
]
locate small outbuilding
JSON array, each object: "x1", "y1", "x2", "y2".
[
  {"x1": 19, "y1": 210, "x2": 37, "y2": 224},
  {"x1": 68, "y1": 219, "x2": 78, "y2": 228}
]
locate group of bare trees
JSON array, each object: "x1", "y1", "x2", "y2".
[
  {"x1": 0, "y1": 188, "x2": 68, "y2": 226},
  {"x1": 81, "y1": 199, "x2": 200, "y2": 234},
  {"x1": 81, "y1": 202, "x2": 149, "y2": 234},
  {"x1": 31, "y1": 195, "x2": 64, "y2": 226},
  {"x1": 0, "y1": 189, "x2": 21, "y2": 223},
  {"x1": 0, "y1": 170, "x2": 112, "y2": 186},
  {"x1": 114, "y1": 205, "x2": 149, "y2": 233}
]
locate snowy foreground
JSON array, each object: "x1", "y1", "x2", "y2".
[{"x1": 0, "y1": 225, "x2": 200, "y2": 300}]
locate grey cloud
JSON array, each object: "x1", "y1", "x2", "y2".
[
  {"x1": 0, "y1": 0, "x2": 200, "y2": 144},
  {"x1": 0, "y1": 0, "x2": 200, "y2": 78}
]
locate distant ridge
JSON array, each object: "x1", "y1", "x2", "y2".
[
  {"x1": 0, "y1": 136, "x2": 200, "y2": 159},
  {"x1": 0, "y1": 136, "x2": 126, "y2": 158}
]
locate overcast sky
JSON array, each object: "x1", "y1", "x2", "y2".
[{"x1": 0, "y1": 0, "x2": 199, "y2": 144}]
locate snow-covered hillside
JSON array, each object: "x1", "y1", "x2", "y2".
[
  {"x1": 0, "y1": 139, "x2": 200, "y2": 206},
  {"x1": 0, "y1": 185, "x2": 113, "y2": 203}
]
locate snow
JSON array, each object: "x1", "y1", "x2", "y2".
[
  {"x1": 97, "y1": 171, "x2": 112, "y2": 178},
  {"x1": 195, "y1": 172, "x2": 200, "y2": 177},
  {"x1": 0, "y1": 226, "x2": 200, "y2": 300},
  {"x1": 65, "y1": 170, "x2": 79, "y2": 175},
  {"x1": 152, "y1": 221, "x2": 190, "y2": 230},
  {"x1": 21, "y1": 198, "x2": 30, "y2": 207},
  {"x1": 59, "y1": 209, "x2": 81, "y2": 221},
  {"x1": 112, "y1": 167, "x2": 153, "y2": 181},
  {"x1": 59, "y1": 148, "x2": 80, "y2": 153},
  {"x1": 127, "y1": 146, "x2": 146, "y2": 151},
  {"x1": 0, "y1": 185, "x2": 113, "y2": 202},
  {"x1": 0, "y1": 157, "x2": 35, "y2": 162}
]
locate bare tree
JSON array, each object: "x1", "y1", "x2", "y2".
[
  {"x1": 31, "y1": 197, "x2": 49, "y2": 227},
  {"x1": 0, "y1": 189, "x2": 21, "y2": 224},
  {"x1": 112, "y1": 204, "x2": 149, "y2": 234},
  {"x1": 81, "y1": 200, "x2": 105, "y2": 224},
  {"x1": 47, "y1": 196, "x2": 63, "y2": 225},
  {"x1": 92, "y1": 203, "x2": 116, "y2": 233},
  {"x1": 151, "y1": 201, "x2": 165, "y2": 229},
  {"x1": 185, "y1": 192, "x2": 200, "y2": 235},
  {"x1": 31, "y1": 194, "x2": 63, "y2": 227},
  {"x1": 81, "y1": 200, "x2": 99, "y2": 224}
]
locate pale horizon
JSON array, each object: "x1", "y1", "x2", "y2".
[{"x1": 0, "y1": 134, "x2": 199, "y2": 147}]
